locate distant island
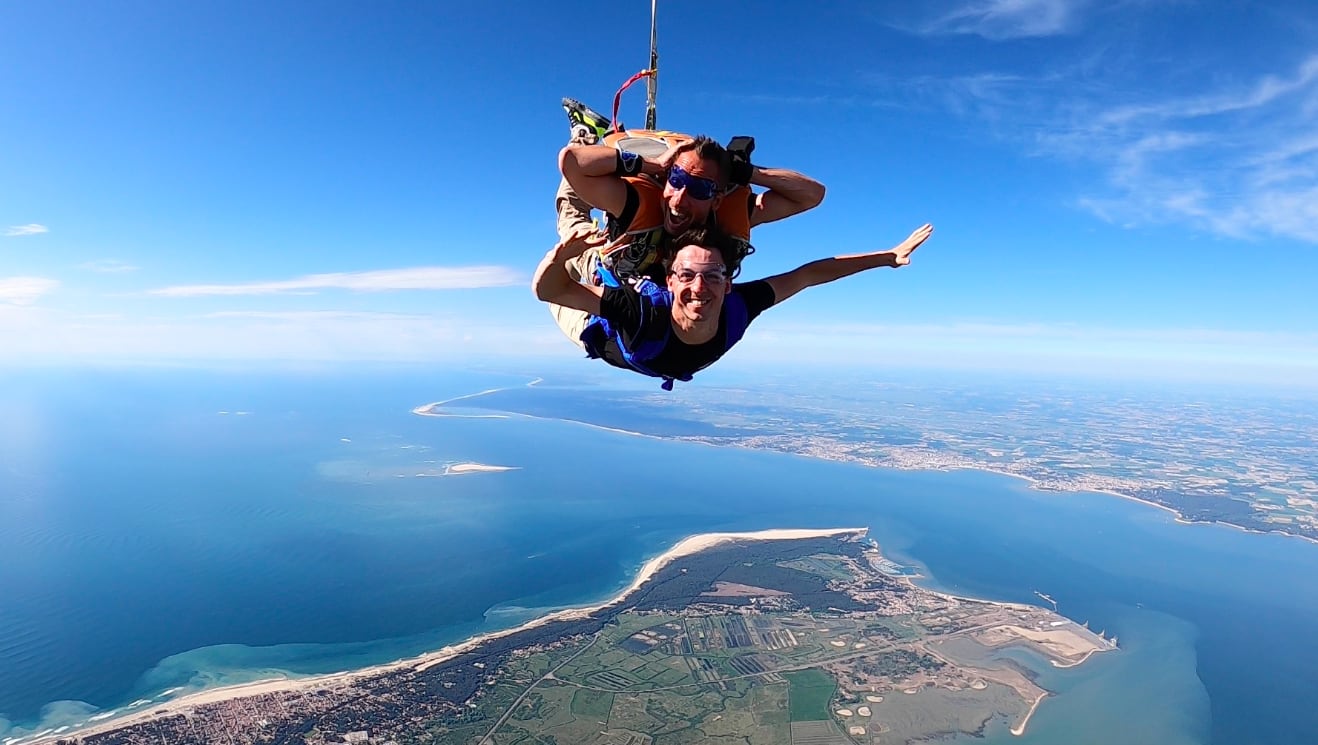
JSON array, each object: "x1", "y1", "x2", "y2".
[
  {"x1": 42, "y1": 529, "x2": 1112, "y2": 745},
  {"x1": 443, "y1": 463, "x2": 517, "y2": 475}
]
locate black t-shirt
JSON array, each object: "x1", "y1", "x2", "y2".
[{"x1": 595, "y1": 280, "x2": 777, "y2": 379}]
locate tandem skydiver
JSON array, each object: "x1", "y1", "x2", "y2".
[
  {"x1": 533, "y1": 221, "x2": 935, "y2": 389},
  {"x1": 554, "y1": 98, "x2": 825, "y2": 284}
]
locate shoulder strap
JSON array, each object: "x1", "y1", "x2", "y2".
[
  {"x1": 622, "y1": 281, "x2": 690, "y2": 390},
  {"x1": 624, "y1": 280, "x2": 673, "y2": 361},
  {"x1": 581, "y1": 281, "x2": 688, "y2": 391},
  {"x1": 722, "y1": 288, "x2": 751, "y2": 350}
]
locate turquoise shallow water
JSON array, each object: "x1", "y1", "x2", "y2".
[{"x1": 1, "y1": 369, "x2": 1315, "y2": 744}]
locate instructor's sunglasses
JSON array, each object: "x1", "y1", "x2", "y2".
[{"x1": 667, "y1": 164, "x2": 719, "y2": 201}]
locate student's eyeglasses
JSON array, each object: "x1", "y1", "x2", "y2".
[
  {"x1": 669, "y1": 268, "x2": 727, "y2": 285},
  {"x1": 667, "y1": 164, "x2": 719, "y2": 201}
]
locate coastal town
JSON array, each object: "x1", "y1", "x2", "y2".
[
  {"x1": 411, "y1": 378, "x2": 1318, "y2": 543},
  {"x1": 38, "y1": 529, "x2": 1112, "y2": 745}
]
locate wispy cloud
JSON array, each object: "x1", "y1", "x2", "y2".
[
  {"x1": 1060, "y1": 56, "x2": 1318, "y2": 242},
  {"x1": 914, "y1": 0, "x2": 1092, "y2": 40},
  {"x1": 753, "y1": 319, "x2": 1318, "y2": 350},
  {"x1": 0, "y1": 277, "x2": 60, "y2": 305},
  {"x1": 148, "y1": 266, "x2": 522, "y2": 297},
  {"x1": 908, "y1": 52, "x2": 1318, "y2": 243},
  {"x1": 203, "y1": 310, "x2": 432, "y2": 321},
  {"x1": 734, "y1": 320, "x2": 1318, "y2": 386},
  {"x1": 1, "y1": 304, "x2": 1312, "y2": 387},
  {"x1": 0, "y1": 305, "x2": 551, "y2": 364},
  {"x1": 1097, "y1": 57, "x2": 1318, "y2": 127},
  {"x1": 5, "y1": 224, "x2": 48, "y2": 237},
  {"x1": 79, "y1": 259, "x2": 138, "y2": 273}
]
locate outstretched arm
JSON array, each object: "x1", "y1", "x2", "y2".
[
  {"x1": 762, "y1": 224, "x2": 933, "y2": 305},
  {"x1": 532, "y1": 228, "x2": 607, "y2": 315},
  {"x1": 558, "y1": 143, "x2": 679, "y2": 217},
  {"x1": 747, "y1": 166, "x2": 826, "y2": 227}
]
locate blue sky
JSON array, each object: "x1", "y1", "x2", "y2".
[{"x1": 3, "y1": 0, "x2": 1316, "y2": 386}]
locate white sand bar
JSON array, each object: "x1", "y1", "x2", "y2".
[{"x1": 445, "y1": 463, "x2": 518, "y2": 474}]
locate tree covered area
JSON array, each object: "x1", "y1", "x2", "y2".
[
  {"x1": 1142, "y1": 488, "x2": 1316, "y2": 539},
  {"x1": 626, "y1": 536, "x2": 872, "y2": 612}
]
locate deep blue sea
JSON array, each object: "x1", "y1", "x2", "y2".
[{"x1": 1, "y1": 368, "x2": 1315, "y2": 745}]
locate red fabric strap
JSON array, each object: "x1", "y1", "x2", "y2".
[{"x1": 611, "y1": 69, "x2": 655, "y2": 131}]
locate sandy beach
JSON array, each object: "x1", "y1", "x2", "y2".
[
  {"x1": 1011, "y1": 692, "x2": 1049, "y2": 736},
  {"x1": 30, "y1": 527, "x2": 865, "y2": 745},
  {"x1": 418, "y1": 527, "x2": 867, "y2": 670}
]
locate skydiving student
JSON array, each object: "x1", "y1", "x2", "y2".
[
  {"x1": 533, "y1": 222, "x2": 935, "y2": 389},
  {"x1": 555, "y1": 98, "x2": 824, "y2": 282}
]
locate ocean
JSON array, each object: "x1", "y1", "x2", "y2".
[{"x1": 1, "y1": 367, "x2": 1315, "y2": 745}]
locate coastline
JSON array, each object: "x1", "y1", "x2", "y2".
[
  {"x1": 949, "y1": 464, "x2": 1318, "y2": 547},
  {"x1": 1010, "y1": 692, "x2": 1048, "y2": 736},
  {"x1": 28, "y1": 527, "x2": 864, "y2": 745},
  {"x1": 1050, "y1": 647, "x2": 1101, "y2": 669},
  {"x1": 18, "y1": 523, "x2": 1114, "y2": 744},
  {"x1": 410, "y1": 383, "x2": 1316, "y2": 547},
  {"x1": 411, "y1": 396, "x2": 659, "y2": 441}
]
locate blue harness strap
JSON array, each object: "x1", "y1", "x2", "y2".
[
  {"x1": 595, "y1": 262, "x2": 623, "y2": 290},
  {"x1": 580, "y1": 282, "x2": 752, "y2": 390}
]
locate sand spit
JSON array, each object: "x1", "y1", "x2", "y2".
[
  {"x1": 411, "y1": 402, "x2": 508, "y2": 420},
  {"x1": 1011, "y1": 692, "x2": 1048, "y2": 736},
  {"x1": 410, "y1": 379, "x2": 545, "y2": 420}
]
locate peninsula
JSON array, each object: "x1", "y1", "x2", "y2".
[{"x1": 41, "y1": 529, "x2": 1112, "y2": 745}]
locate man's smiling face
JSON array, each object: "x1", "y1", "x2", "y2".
[
  {"x1": 662, "y1": 151, "x2": 722, "y2": 235},
  {"x1": 666, "y1": 244, "x2": 728, "y2": 327}
]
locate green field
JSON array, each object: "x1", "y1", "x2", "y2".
[
  {"x1": 783, "y1": 669, "x2": 836, "y2": 722},
  {"x1": 779, "y1": 555, "x2": 856, "y2": 581},
  {"x1": 570, "y1": 688, "x2": 614, "y2": 720}
]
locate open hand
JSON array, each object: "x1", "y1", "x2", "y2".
[
  {"x1": 555, "y1": 224, "x2": 608, "y2": 256},
  {"x1": 891, "y1": 223, "x2": 934, "y2": 266}
]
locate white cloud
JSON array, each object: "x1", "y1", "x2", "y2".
[
  {"x1": 1059, "y1": 56, "x2": 1318, "y2": 241},
  {"x1": 1097, "y1": 56, "x2": 1318, "y2": 127},
  {"x1": 79, "y1": 259, "x2": 138, "y2": 274},
  {"x1": 0, "y1": 305, "x2": 553, "y2": 363},
  {"x1": 148, "y1": 265, "x2": 523, "y2": 297},
  {"x1": 5, "y1": 224, "x2": 48, "y2": 237},
  {"x1": 732, "y1": 320, "x2": 1318, "y2": 386},
  {"x1": 0, "y1": 277, "x2": 60, "y2": 305},
  {"x1": 919, "y1": 0, "x2": 1090, "y2": 40},
  {"x1": 203, "y1": 310, "x2": 433, "y2": 322},
  {"x1": 913, "y1": 53, "x2": 1318, "y2": 243},
  {"x1": 1, "y1": 305, "x2": 1312, "y2": 387}
]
